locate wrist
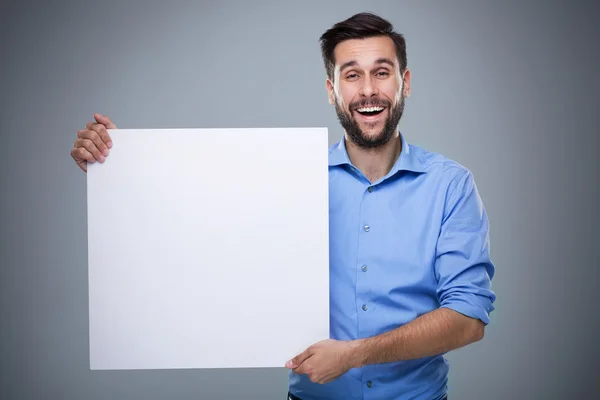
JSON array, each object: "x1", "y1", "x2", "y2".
[{"x1": 348, "y1": 339, "x2": 368, "y2": 369}]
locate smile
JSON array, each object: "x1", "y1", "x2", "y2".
[
  {"x1": 354, "y1": 106, "x2": 386, "y2": 120},
  {"x1": 356, "y1": 106, "x2": 384, "y2": 115}
]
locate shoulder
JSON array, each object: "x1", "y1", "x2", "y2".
[
  {"x1": 407, "y1": 142, "x2": 481, "y2": 209},
  {"x1": 409, "y1": 142, "x2": 473, "y2": 184}
]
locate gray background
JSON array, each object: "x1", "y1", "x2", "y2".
[{"x1": 1, "y1": 0, "x2": 598, "y2": 399}]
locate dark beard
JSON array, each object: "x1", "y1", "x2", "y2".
[{"x1": 334, "y1": 96, "x2": 405, "y2": 149}]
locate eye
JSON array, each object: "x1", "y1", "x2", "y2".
[
  {"x1": 376, "y1": 71, "x2": 390, "y2": 77},
  {"x1": 346, "y1": 73, "x2": 359, "y2": 80}
]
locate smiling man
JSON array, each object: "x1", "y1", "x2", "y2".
[
  {"x1": 283, "y1": 12, "x2": 496, "y2": 400},
  {"x1": 69, "y1": 11, "x2": 496, "y2": 400}
]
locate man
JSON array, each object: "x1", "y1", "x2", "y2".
[{"x1": 71, "y1": 12, "x2": 495, "y2": 400}]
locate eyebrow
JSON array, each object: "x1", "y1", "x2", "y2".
[{"x1": 339, "y1": 57, "x2": 395, "y2": 72}]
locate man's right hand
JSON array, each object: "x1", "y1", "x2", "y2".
[{"x1": 71, "y1": 113, "x2": 117, "y2": 172}]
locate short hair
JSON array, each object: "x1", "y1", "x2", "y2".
[{"x1": 319, "y1": 12, "x2": 407, "y2": 81}]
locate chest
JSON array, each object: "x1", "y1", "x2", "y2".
[{"x1": 328, "y1": 170, "x2": 445, "y2": 283}]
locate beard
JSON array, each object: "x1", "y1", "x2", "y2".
[{"x1": 334, "y1": 95, "x2": 405, "y2": 149}]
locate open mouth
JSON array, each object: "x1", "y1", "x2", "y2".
[{"x1": 354, "y1": 106, "x2": 386, "y2": 118}]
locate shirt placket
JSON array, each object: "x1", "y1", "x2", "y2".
[{"x1": 355, "y1": 183, "x2": 378, "y2": 395}]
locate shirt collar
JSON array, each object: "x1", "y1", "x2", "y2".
[{"x1": 328, "y1": 132, "x2": 426, "y2": 175}]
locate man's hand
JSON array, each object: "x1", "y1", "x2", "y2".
[
  {"x1": 71, "y1": 113, "x2": 117, "y2": 172},
  {"x1": 285, "y1": 339, "x2": 361, "y2": 384}
]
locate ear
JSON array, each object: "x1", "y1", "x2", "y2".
[
  {"x1": 326, "y1": 78, "x2": 335, "y2": 105},
  {"x1": 402, "y1": 68, "x2": 412, "y2": 98}
]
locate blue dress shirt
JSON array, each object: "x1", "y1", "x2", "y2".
[{"x1": 288, "y1": 133, "x2": 496, "y2": 400}]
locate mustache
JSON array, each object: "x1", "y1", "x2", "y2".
[{"x1": 349, "y1": 98, "x2": 391, "y2": 110}]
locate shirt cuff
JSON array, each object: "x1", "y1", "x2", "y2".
[{"x1": 440, "y1": 293, "x2": 495, "y2": 325}]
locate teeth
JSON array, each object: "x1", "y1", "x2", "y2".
[{"x1": 357, "y1": 107, "x2": 384, "y2": 112}]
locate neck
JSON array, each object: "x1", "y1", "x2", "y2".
[{"x1": 345, "y1": 132, "x2": 402, "y2": 183}]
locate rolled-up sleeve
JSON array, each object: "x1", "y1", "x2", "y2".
[{"x1": 435, "y1": 169, "x2": 496, "y2": 325}]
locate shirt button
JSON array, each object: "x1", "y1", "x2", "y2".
[
  {"x1": 362, "y1": 304, "x2": 368, "y2": 311},
  {"x1": 364, "y1": 225, "x2": 370, "y2": 232},
  {"x1": 361, "y1": 265, "x2": 368, "y2": 272},
  {"x1": 367, "y1": 186, "x2": 373, "y2": 193},
  {"x1": 367, "y1": 381, "x2": 373, "y2": 388}
]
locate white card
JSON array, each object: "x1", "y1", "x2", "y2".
[{"x1": 87, "y1": 128, "x2": 330, "y2": 370}]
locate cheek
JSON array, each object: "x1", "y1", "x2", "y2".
[
  {"x1": 391, "y1": 81, "x2": 403, "y2": 104},
  {"x1": 338, "y1": 86, "x2": 357, "y2": 110},
  {"x1": 395, "y1": 76, "x2": 405, "y2": 101}
]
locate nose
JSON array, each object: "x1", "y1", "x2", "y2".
[{"x1": 360, "y1": 75, "x2": 378, "y2": 97}]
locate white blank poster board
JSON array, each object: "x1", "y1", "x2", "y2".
[{"x1": 86, "y1": 128, "x2": 330, "y2": 370}]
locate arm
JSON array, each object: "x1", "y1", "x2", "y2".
[
  {"x1": 351, "y1": 308, "x2": 483, "y2": 367},
  {"x1": 286, "y1": 309, "x2": 483, "y2": 384},
  {"x1": 353, "y1": 169, "x2": 496, "y2": 367}
]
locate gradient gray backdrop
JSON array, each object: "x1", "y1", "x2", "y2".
[{"x1": 1, "y1": 0, "x2": 598, "y2": 399}]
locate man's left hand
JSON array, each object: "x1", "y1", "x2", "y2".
[{"x1": 285, "y1": 339, "x2": 361, "y2": 384}]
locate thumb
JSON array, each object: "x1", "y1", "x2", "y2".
[
  {"x1": 94, "y1": 113, "x2": 117, "y2": 129},
  {"x1": 286, "y1": 349, "x2": 311, "y2": 369}
]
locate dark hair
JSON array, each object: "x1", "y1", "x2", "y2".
[{"x1": 319, "y1": 12, "x2": 407, "y2": 81}]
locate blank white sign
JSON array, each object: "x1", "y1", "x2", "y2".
[{"x1": 86, "y1": 128, "x2": 330, "y2": 370}]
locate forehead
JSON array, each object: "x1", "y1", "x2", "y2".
[{"x1": 333, "y1": 36, "x2": 397, "y2": 69}]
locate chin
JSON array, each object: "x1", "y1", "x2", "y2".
[
  {"x1": 359, "y1": 126, "x2": 386, "y2": 140},
  {"x1": 357, "y1": 132, "x2": 387, "y2": 146},
  {"x1": 359, "y1": 131, "x2": 382, "y2": 141}
]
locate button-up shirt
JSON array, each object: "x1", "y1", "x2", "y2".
[{"x1": 288, "y1": 133, "x2": 496, "y2": 400}]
